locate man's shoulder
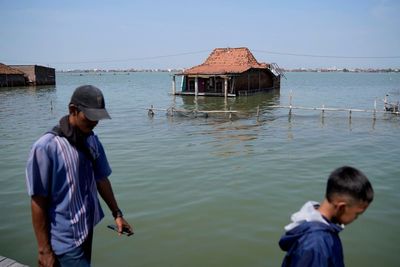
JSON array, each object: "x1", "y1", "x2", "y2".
[
  {"x1": 87, "y1": 133, "x2": 101, "y2": 144},
  {"x1": 31, "y1": 132, "x2": 66, "y2": 154},
  {"x1": 87, "y1": 134, "x2": 105, "y2": 151},
  {"x1": 33, "y1": 132, "x2": 57, "y2": 146}
]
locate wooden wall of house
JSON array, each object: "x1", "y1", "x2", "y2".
[
  {"x1": 272, "y1": 75, "x2": 281, "y2": 90},
  {"x1": 0, "y1": 74, "x2": 26, "y2": 87},
  {"x1": 10, "y1": 65, "x2": 56, "y2": 85},
  {"x1": 11, "y1": 66, "x2": 35, "y2": 84},
  {"x1": 232, "y1": 75, "x2": 245, "y2": 92},
  {"x1": 259, "y1": 70, "x2": 274, "y2": 88},
  {"x1": 35, "y1": 65, "x2": 56, "y2": 85},
  {"x1": 182, "y1": 69, "x2": 280, "y2": 96},
  {"x1": 234, "y1": 69, "x2": 274, "y2": 92}
]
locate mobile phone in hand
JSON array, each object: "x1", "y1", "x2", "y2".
[{"x1": 107, "y1": 225, "x2": 133, "y2": 236}]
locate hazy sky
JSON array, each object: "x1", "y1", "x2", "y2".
[{"x1": 1, "y1": 0, "x2": 399, "y2": 70}]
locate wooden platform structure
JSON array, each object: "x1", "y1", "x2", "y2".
[
  {"x1": 271, "y1": 92, "x2": 400, "y2": 117},
  {"x1": 147, "y1": 91, "x2": 399, "y2": 122},
  {"x1": 148, "y1": 105, "x2": 238, "y2": 119},
  {"x1": 0, "y1": 256, "x2": 28, "y2": 267},
  {"x1": 172, "y1": 47, "x2": 283, "y2": 97}
]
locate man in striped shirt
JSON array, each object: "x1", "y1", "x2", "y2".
[{"x1": 26, "y1": 85, "x2": 133, "y2": 267}]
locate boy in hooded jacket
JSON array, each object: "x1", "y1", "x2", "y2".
[{"x1": 279, "y1": 166, "x2": 374, "y2": 267}]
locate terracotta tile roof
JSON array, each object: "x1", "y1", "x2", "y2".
[
  {"x1": 183, "y1": 47, "x2": 269, "y2": 75},
  {"x1": 0, "y1": 63, "x2": 25, "y2": 75}
]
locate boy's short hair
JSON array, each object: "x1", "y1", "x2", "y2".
[{"x1": 326, "y1": 166, "x2": 374, "y2": 204}]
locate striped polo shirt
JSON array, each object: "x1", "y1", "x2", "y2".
[{"x1": 26, "y1": 132, "x2": 112, "y2": 255}]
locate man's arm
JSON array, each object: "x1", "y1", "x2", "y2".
[
  {"x1": 31, "y1": 195, "x2": 57, "y2": 267},
  {"x1": 96, "y1": 178, "x2": 134, "y2": 235}
]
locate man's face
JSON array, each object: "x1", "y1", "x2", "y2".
[
  {"x1": 75, "y1": 111, "x2": 98, "y2": 134},
  {"x1": 336, "y1": 201, "x2": 369, "y2": 225}
]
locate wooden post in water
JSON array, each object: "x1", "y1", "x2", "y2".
[
  {"x1": 289, "y1": 90, "x2": 293, "y2": 115},
  {"x1": 195, "y1": 77, "x2": 198, "y2": 97},
  {"x1": 349, "y1": 109, "x2": 352, "y2": 126},
  {"x1": 224, "y1": 77, "x2": 228, "y2": 98},
  {"x1": 194, "y1": 93, "x2": 198, "y2": 112},
  {"x1": 148, "y1": 105, "x2": 155, "y2": 117},
  {"x1": 172, "y1": 75, "x2": 176, "y2": 95}
]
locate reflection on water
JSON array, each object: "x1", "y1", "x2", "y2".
[
  {"x1": 162, "y1": 91, "x2": 282, "y2": 157},
  {"x1": 0, "y1": 84, "x2": 56, "y2": 94},
  {"x1": 0, "y1": 85, "x2": 58, "y2": 134},
  {"x1": 179, "y1": 90, "x2": 280, "y2": 112},
  {"x1": 206, "y1": 121, "x2": 262, "y2": 158}
]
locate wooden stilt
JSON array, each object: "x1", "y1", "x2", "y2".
[
  {"x1": 224, "y1": 77, "x2": 228, "y2": 98},
  {"x1": 195, "y1": 77, "x2": 198, "y2": 97},
  {"x1": 172, "y1": 75, "x2": 176, "y2": 95},
  {"x1": 148, "y1": 105, "x2": 155, "y2": 117}
]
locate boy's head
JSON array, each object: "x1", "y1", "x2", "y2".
[{"x1": 325, "y1": 166, "x2": 374, "y2": 225}]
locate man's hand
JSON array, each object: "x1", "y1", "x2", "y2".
[
  {"x1": 38, "y1": 249, "x2": 57, "y2": 267},
  {"x1": 31, "y1": 196, "x2": 57, "y2": 266},
  {"x1": 115, "y1": 216, "x2": 134, "y2": 236}
]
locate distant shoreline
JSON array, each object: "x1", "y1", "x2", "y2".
[{"x1": 56, "y1": 68, "x2": 400, "y2": 74}]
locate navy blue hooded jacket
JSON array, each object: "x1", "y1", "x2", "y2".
[{"x1": 279, "y1": 201, "x2": 344, "y2": 267}]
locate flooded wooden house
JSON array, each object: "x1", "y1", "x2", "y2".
[
  {"x1": 0, "y1": 63, "x2": 26, "y2": 87},
  {"x1": 10, "y1": 65, "x2": 56, "y2": 85},
  {"x1": 172, "y1": 47, "x2": 283, "y2": 97}
]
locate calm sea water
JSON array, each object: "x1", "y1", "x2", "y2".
[{"x1": 0, "y1": 72, "x2": 399, "y2": 266}]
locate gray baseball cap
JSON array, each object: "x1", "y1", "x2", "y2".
[{"x1": 70, "y1": 85, "x2": 111, "y2": 121}]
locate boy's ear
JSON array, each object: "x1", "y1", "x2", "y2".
[{"x1": 334, "y1": 201, "x2": 347, "y2": 216}]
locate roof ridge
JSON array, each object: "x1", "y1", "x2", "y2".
[{"x1": 183, "y1": 47, "x2": 270, "y2": 75}]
